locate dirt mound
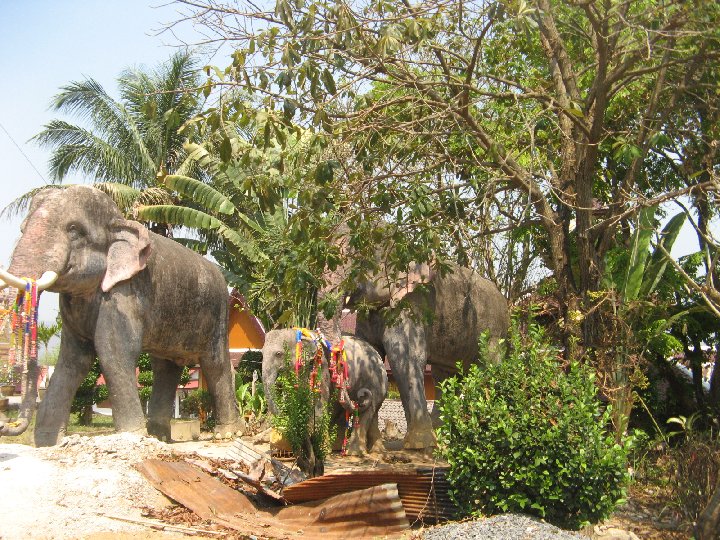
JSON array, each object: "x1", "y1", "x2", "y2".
[{"x1": 0, "y1": 433, "x2": 215, "y2": 540}]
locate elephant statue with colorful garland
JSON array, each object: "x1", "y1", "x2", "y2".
[
  {"x1": 262, "y1": 328, "x2": 388, "y2": 474},
  {"x1": 318, "y1": 260, "x2": 510, "y2": 451},
  {"x1": 0, "y1": 185, "x2": 242, "y2": 444}
]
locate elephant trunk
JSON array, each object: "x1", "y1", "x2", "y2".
[
  {"x1": 316, "y1": 309, "x2": 342, "y2": 347},
  {"x1": 0, "y1": 349, "x2": 39, "y2": 437}
]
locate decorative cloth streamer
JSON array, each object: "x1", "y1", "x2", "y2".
[
  {"x1": 292, "y1": 327, "x2": 359, "y2": 455},
  {"x1": 8, "y1": 280, "x2": 40, "y2": 379}
]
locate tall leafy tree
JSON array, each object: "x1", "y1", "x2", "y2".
[{"x1": 175, "y1": 0, "x2": 720, "y2": 346}]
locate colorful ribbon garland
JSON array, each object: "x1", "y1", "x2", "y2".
[
  {"x1": 292, "y1": 327, "x2": 360, "y2": 456},
  {"x1": 7, "y1": 280, "x2": 39, "y2": 380}
]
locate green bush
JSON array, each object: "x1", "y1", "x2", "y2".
[
  {"x1": 71, "y1": 358, "x2": 109, "y2": 425},
  {"x1": 271, "y1": 347, "x2": 331, "y2": 464},
  {"x1": 436, "y1": 323, "x2": 632, "y2": 530},
  {"x1": 237, "y1": 381, "x2": 267, "y2": 417},
  {"x1": 236, "y1": 350, "x2": 263, "y2": 385},
  {"x1": 181, "y1": 389, "x2": 214, "y2": 427}
]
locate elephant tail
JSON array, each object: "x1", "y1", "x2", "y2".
[{"x1": 346, "y1": 387, "x2": 372, "y2": 413}]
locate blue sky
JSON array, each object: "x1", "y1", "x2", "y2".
[{"x1": 0, "y1": 1, "x2": 200, "y2": 321}]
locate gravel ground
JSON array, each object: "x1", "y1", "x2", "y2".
[{"x1": 421, "y1": 514, "x2": 587, "y2": 540}]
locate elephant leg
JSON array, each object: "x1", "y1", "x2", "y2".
[
  {"x1": 345, "y1": 390, "x2": 372, "y2": 456},
  {"x1": 383, "y1": 315, "x2": 436, "y2": 450},
  {"x1": 367, "y1": 410, "x2": 383, "y2": 453},
  {"x1": 94, "y1": 314, "x2": 146, "y2": 436},
  {"x1": 430, "y1": 364, "x2": 455, "y2": 428},
  {"x1": 202, "y1": 341, "x2": 242, "y2": 437},
  {"x1": 35, "y1": 331, "x2": 95, "y2": 446},
  {"x1": 146, "y1": 357, "x2": 183, "y2": 442},
  {"x1": 330, "y1": 403, "x2": 346, "y2": 451}
]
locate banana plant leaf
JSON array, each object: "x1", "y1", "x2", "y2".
[
  {"x1": 624, "y1": 205, "x2": 657, "y2": 302},
  {"x1": 640, "y1": 211, "x2": 687, "y2": 297}
]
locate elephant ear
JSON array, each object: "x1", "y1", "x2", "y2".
[
  {"x1": 388, "y1": 262, "x2": 434, "y2": 307},
  {"x1": 102, "y1": 219, "x2": 151, "y2": 292}
]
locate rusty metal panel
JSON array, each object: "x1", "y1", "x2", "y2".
[
  {"x1": 282, "y1": 467, "x2": 458, "y2": 523},
  {"x1": 138, "y1": 458, "x2": 410, "y2": 539},
  {"x1": 137, "y1": 459, "x2": 256, "y2": 518},
  {"x1": 276, "y1": 483, "x2": 410, "y2": 537}
]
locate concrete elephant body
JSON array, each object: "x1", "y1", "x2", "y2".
[
  {"x1": 262, "y1": 329, "x2": 387, "y2": 470},
  {"x1": 0, "y1": 186, "x2": 241, "y2": 445}
]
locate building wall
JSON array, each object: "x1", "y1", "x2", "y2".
[{"x1": 228, "y1": 293, "x2": 265, "y2": 352}]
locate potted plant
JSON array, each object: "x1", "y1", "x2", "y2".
[{"x1": 0, "y1": 361, "x2": 17, "y2": 397}]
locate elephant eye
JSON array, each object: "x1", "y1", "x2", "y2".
[{"x1": 67, "y1": 222, "x2": 86, "y2": 238}]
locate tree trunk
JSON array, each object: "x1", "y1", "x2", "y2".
[
  {"x1": 688, "y1": 338, "x2": 707, "y2": 411},
  {"x1": 80, "y1": 405, "x2": 93, "y2": 426},
  {"x1": 695, "y1": 476, "x2": 720, "y2": 540},
  {"x1": 710, "y1": 342, "x2": 720, "y2": 412}
]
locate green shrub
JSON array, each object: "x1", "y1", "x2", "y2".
[
  {"x1": 436, "y1": 323, "x2": 632, "y2": 530},
  {"x1": 181, "y1": 389, "x2": 214, "y2": 427},
  {"x1": 71, "y1": 358, "x2": 109, "y2": 425},
  {"x1": 271, "y1": 346, "x2": 331, "y2": 464},
  {"x1": 236, "y1": 350, "x2": 263, "y2": 385},
  {"x1": 237, "y1": 381, "x2": 267, "y2": 417}
]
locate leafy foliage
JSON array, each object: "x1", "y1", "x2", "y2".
[
  {"x1": 71, "y1": 359, "x2": 109, "y2": 426},
  {"x1": 181, "y1": 389, "x2": 214, "y2": 427},
  {"x1": 236, "y1": 350, "x2": 263, "y2": 384},
  {"x1": 437, "y1": 323, "x2": 631, "y2": 529},
  {"x1": 270, "y1": 347, "x2": 331, "y2": 464},
  {"x1": 19, "y1": 52, "x2": 203, "y2": 231},
  {"x1": 236, "y1": 381, "x2": 266, "y2": 418}
]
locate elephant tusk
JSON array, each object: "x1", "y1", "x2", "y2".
[
  {"x1": 36, "y1": 271, "x2": 59, "y2": 291},
  {"x1": 0, "y1": 268, "x2": 58, "y2": 291},
  {"x1": 0, "y1": 277, "x2": 7, "y2": 290},
  {"x1": 0, "y1": 267, "x2": 28, "y2": 289}
]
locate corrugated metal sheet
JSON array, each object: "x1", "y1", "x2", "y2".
[
  {"x1": 282, "y1": 467, "x2": 458, "y2": 523},
  {"x1": 276, "y1": 483, "x2": 410, "y2": 537},
  {"x1": 138, "y1": 458, "x2": 410, "y2": 539}
]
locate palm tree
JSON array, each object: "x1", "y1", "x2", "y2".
[
  {"x1": 36, "y1": 319, "x2": 62, "y2": 365},
  {"x1": 4, "y1": 52, "x2": 203, "y2": 230}
]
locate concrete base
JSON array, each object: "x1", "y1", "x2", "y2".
[{"x1": 170, "y1": 419, "x2": 201, "y2": 442}]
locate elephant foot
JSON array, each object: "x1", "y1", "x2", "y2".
[
  {"x1": 214, "y1": 419, "x2": 246, "y2": 440},
  {"x1": 34, "y1": 428, "x2": 65, "y2": 447},
  {"x1": 344, "y1": 436, "x2": 368, "y2": 457},
  {"x1": 368, "y1": 439, "x2": 385, "y2": 454},
  {"x1": 403, "y1": 426, "x2": 437, "y2": 450},
  {"x1": 147, "y1": 419, "x2": 171, "y2": 442}
]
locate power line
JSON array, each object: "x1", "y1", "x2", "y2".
[{"x1": 0, "y1": 120, "x2": 46, "y2": 184}]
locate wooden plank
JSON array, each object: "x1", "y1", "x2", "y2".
[{"x1": 136, "y1": 459, "x2": 256, "y2": 530}]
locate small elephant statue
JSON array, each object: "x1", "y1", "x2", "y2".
[
  {"x1": 0, "y1": 186, "x2": 242, "y2": 445},
  {"x1": 262, "y1": 328, "x2": 388, "y2": 471}
]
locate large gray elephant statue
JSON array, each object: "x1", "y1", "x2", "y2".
[
  {"x1": 0, "y1": 185, "x2": 242, "y2": 445},
  {"x1": 319, "y1": 261, "x2": 509, "y2": 451},
  {"x1": 262, "y1": 328, "x2": 388, "y2": 473}
]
